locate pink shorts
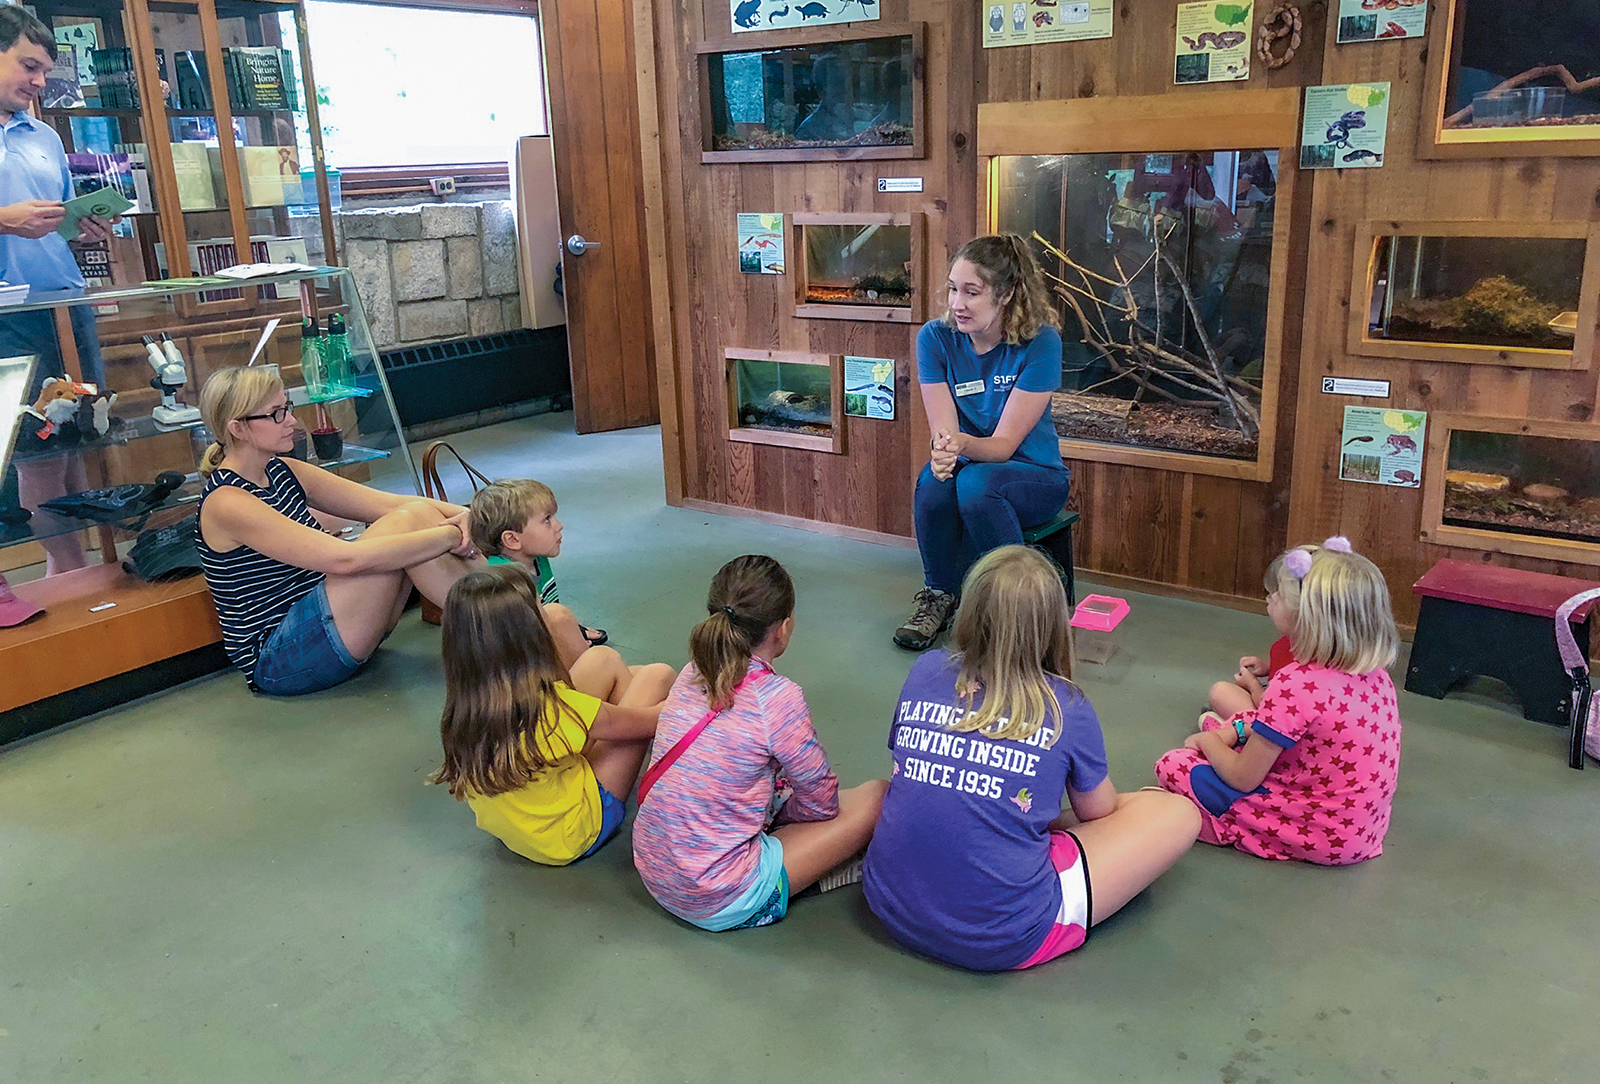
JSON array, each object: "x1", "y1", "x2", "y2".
[{"x1": 1013, "y1": 830, "x2": 1092, "y2": 969}]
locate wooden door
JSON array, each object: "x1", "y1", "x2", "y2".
[{"x1": 541, "y1": 0, "x2": 659, "y2": 432}]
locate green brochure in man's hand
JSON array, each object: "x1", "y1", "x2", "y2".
[{"x1": 57, "y1": 186, "x2": 135, "y2": 241}]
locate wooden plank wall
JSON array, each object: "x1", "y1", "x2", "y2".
[
  {"x1": 649, "y1": 0, "x2": 971, "y2": 539},
  {"x1": 1287, "y1": 26, "x2": 1600, "y2": 628}
]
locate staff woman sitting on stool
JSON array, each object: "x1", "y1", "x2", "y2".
[
  {"x1": 894, "y1": 234, "x2": 1070, "y2": 651},
  {"x1": 197, "y1": 366, "x2": 481, "y2": 695}
]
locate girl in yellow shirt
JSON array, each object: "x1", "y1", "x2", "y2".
[{"x1": 432, "y1": 565, "x2": 675, "y2": 864}]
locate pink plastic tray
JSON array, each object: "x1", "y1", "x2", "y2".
[{"x1": 1071, "y1": 594, "x2": 1129, "y2": 632}]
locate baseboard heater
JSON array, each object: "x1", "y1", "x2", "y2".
[{"x1": 376, "y1": 327, "x2": 571, "y2": 430}]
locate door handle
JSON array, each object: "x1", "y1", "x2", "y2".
[{"x1": 566, "y1": 234, "x2": 602, "y2": 256}]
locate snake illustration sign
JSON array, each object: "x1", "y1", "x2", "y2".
[{"x1": 1174, "y1": 1, "x2": 1253, "y2": 84}]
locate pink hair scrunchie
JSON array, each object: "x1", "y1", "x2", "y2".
[
  {"x1": 1283, "y1": 550, "x2": 1313, "y2": 579},
  {"x1": 1322, "y1": 536, "x2": 1353, "y2": 553}
]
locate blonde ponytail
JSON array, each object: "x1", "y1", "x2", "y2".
[
  {"x1": 197, "y1": 366, "x2": 285, "y2": 475},
  {"x1": 689, "y1": 555, "x2": 795, "y2": 709}
]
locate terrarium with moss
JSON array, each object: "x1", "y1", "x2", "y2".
[{"x1": 1369, "y1": 234, "x2": 1584, "y2": 352}]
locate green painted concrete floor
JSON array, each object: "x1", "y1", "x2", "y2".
[{"x1": 3, "y1": 413, "x2": 1597, "y2": 1083}]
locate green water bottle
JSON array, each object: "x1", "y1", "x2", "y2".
[
  {"x1": 300, "y1": 316, "x2": 327, "y2": 398},
  {"x1": 324, "y1": 312, "x2": 351, "y2": 391}
]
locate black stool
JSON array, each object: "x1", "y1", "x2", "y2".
[
  {"x1": 1406, "y1": 559, "x2": 1599, "y2": 726},
  {"x1": 1023, "y1": 508, "x2": 1079, "y2": 607}
]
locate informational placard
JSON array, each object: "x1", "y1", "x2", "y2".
[
  {"x1": 731, "y1": 0, "x2": 878, "y2": 33},
  {"x1": 1336, "y1": 0, "x2": 1426, "y2": 43},
  {"x1": 1300, "y1": 83, "x2": 1390, "y2": 169},
  {"x1": 844, "y1": 356, "x2": 896, "y2": 420},
  {"x1": 1339, "y1": 406, "x2": 1425, "y2": 488},
  {"x1": 983, "y1": 0, "x2": 1113, "y2": 50},
  {"x1": 737, "y1": 213, "x2": 785, "y2": 275},
  {"x1": 1174, "y1": 1, "x2": 1252, "y2": 84},
  {"x1": 1321, "y1": 376, "x2": 1392, "y2": 398}
]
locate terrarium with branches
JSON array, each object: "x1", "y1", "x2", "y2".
[{"x1": 993, "y1": 150, "x2": 1282, "y2": 466}]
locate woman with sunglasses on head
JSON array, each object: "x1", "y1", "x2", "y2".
[{"x1": 195, "y1": 366, "x2": 481, "y2": 695}]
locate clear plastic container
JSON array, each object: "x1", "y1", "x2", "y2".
[{"x1": 1070, "y1": 594, "x2": 1130, "y2": 664}]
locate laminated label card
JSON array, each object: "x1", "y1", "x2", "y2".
[
  {"x1": 1300, "y1": 83, "x2": 1390, "y2": 169},
  {"x1": 1174, "y1": 1, "x2": 1252, "y2": 84}
]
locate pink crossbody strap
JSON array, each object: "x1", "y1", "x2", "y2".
[{"x1": 636, "y1": 657, "x2": 772, "y2": 806}]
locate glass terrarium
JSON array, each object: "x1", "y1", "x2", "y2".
[
  {"x1": 794, "y1": 215, "x2": 919, "y2": 322},
  {"x1": 725, "y1": 351, "x2": 842, "y2": 453},
  {"x1": 1441, "y1": 2, "x2": 1600, "y2": 138},
  {"x1": 702, "y1": 32, "x2": 919, "y2": 160},
  {"x1": 1442, "y1": 427, "x2": 1600, "y2": 546},
  {"x1": 1367, "y1": 234, "x2": 1585, "y2": 353},
  {"x1": 993, "y1": 149, "x2": 1281, "y2": 463}
]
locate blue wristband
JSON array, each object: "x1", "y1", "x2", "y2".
[{"x1": 1233, "y1": 719, "x2": 1248, "y2": 745}]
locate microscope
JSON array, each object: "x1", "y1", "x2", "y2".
[{"x1": 143, "y1": 334, "x2": 202, "y2": 427}]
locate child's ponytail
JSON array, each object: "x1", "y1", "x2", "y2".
[
  {"x1": 689, "y1": 555, "x2": 795, "y2": 709},
  {"x1": 1274, "y1": 537, "x2": 1400, "y2": 675}
]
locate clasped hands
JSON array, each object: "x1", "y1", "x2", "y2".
[
  {"x1": 0, "y1": 200, "x2": 117, "y2": 244},
  {"x1": 930, "y1": 430, "x2": 966, "y2": 481}
]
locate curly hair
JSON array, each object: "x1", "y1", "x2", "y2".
[{"x1": 940, "y1": 233, "x2": 1061, "y2": 346}]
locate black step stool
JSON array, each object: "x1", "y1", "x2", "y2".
[
  {"x1": 1023, "y1": 508, "x2": 1079, "y2": 606},
  {"x1": 1407, "y1": 559, "x2": 1600, "y2": 726}
]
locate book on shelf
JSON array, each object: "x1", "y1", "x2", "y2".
[
  {"x1": 153, "y1": 234, "x2": 309, "y2": 300},
  {"x1": 66, "y1": 152, "x2": 139, "y2": 205},
  {"x1": 88, "y1": 47, "x2": 136, "y2": 110},
  {"x1": 238, "y1": 145, "x2": 303, "y2": 206},
  {"x1": 51, "y1": 17, "x2": 101, "y2": 91},
  {"x1": 174, "y1": 50, "x2": 210, "y2": 111},
  {"x1": 222, "y1": 47, "x2": 300, "y2": 112},
  {"x1": 169, "y1": 143, "x2": 219, "y2": 211},
  {"x1": 41, "y1": 47, "x2": 83, "y2": 109}
]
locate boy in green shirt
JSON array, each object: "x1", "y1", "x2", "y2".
[{"x1": 469, "y1": 479, "x2": 607, "y2": 669}]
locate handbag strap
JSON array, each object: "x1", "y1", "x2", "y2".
[
  {"x1": 636, "y1": 657, "x2": 773, "y2": 807},
  {"x1": 1555, "y1": 587, "x2": 1600, "y2": 672},
  {"x1": 420, "y1": 440, "x2": 493, "y2": 503}
]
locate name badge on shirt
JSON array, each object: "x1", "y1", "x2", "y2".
[{"x1": 954, "y1": 379, "x2": 985, "y2": 397}]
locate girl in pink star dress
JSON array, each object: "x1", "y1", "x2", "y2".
[{"x1": 1154, "y1": 538, "x2": 1402, "y2": 865}]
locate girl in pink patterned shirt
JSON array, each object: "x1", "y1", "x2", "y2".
[
  {"x1": 632, "y1": 556, "x2": 888, "y2": 930},
  {"x1": 1155, "y1": 538, "x2": 1402, "y2": 865}
]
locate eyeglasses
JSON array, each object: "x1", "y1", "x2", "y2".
[{"x1": 240, "y1": 404, "x2": 293, "y2": 425}]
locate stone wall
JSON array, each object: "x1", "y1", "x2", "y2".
[{"x1": 337, "y1": 201, "x2": 523, "y2": 349}]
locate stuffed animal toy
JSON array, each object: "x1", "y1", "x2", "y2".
[
  {"x1": 17, "y1": 379, "x2": 117, "y2": 446},
  {"x1": 32, "y1": 377, "x2": 80, "y2": 426}
]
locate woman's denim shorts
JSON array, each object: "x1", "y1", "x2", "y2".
[{"x1": 252, "y1": 582, "x2": 365, "y2": 696}]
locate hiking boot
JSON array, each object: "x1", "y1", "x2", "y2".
[{"x1": 893, "y1": 588, "x2": 955, "y2": 651}]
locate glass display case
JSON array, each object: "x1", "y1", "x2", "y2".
[
  {"x1": 26, "y1": 0, "x2": 335, "y2": 292},
  {"x1": 1349, "y1": 221, "x2": 1600, "y2": 369},
  {"x1": 992, "y1": 149, "x2": 1282, "y2": 465},
  {"x1": 0, "y1": 268, "x2": 415, "y2": 714},
  {"x1": 1422, "y1": 414, "x2": 1600, "y2": 566},
  {"x1": 698, "y1": 25, "x2": 924, "y2": 163},
  {"x1": 792, "y1": 212, "x2": 922, "y2": 323},
  {"x1": 1422, "y1": 0, "x2": 1600, "y2": 158},
  {"x1": 723, "y1": 348, "x2": 843, "y2": 454}
]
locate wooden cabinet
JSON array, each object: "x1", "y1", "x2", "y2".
[{"x1": 31, "y1": 0, "x2": 336, "y2": 292}]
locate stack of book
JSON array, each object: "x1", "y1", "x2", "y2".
[
  {"x1": 170, "y1": 47, "x2": 300, "y2": 113},
  {"x1": 87, "y1": 48, "x2": 170, "y2": 110}
]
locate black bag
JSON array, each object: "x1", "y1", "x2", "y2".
[
  {"x1": 123, "y1": 513, "x2": 203, "y2": 582},
  {"x1": 40, "y1": 471, "x2": 187, "y2": 529}
]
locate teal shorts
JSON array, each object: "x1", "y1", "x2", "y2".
[{"x1": 689, "y1": 833, "x2": 790, "y2": 932}]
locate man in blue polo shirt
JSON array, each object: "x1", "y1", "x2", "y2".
[{"x1": 0, "y1": 4, "x2": 115, "y2": 573}]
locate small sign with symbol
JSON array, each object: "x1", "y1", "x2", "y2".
[
  {"x1": 1322, "y1": 376, "x2": 1390, "y2": 397},
  {"x1": 877, "y1": 177, "x2": 923, "y2": 193}
]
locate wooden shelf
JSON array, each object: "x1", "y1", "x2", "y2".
[{"x1": 0, "y1": 563, "x2": 220, "y2": 712}]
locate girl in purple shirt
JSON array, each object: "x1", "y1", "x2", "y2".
[{"x1": 865, "y1": 546, "x2": 1200, "y2": 971}]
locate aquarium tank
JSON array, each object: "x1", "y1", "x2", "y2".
[
  {"x1": 706, "y1": 35, "x2": 914, "y2": 153},
  {"x1": 1443, "y1": 4, "x2": 1600, "y2": 133},
  {"x1": 730, "y1": 357, "x2": 834, "y2": 437},
  {"x1": 800, "y1": 222, "x2": 913, "y2": 309},
  {"x1": 992, "y1": 149, "x2": 1279, "y2": 461},
  {"x1": 1368, "y1": 234, "x2": 1584, "y2": 352},
  {"x1": 1444, "y1": 427, "x2": 1600, "y2": 545}
]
